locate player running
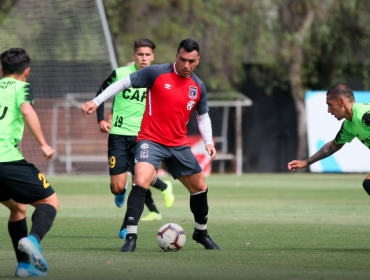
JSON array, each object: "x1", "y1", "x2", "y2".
[
  {"x1": 82, "y1": 38, "x2": 220, "y2": 252},
  {"x1": 95, "y1": 38, "x2": 174, "y2": 239},
  {"x1": 288, "y1": 84, "x2": 370, "y2": 196},
  {"x1": 0, "y1": 48, "x2": 59, "y2": 276}
]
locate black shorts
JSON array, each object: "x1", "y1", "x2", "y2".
[
  {"x1": 135, "y1": 140, "x2": 202, "y2": 180},
  {"x1": 0, "y1": 160, "x2": 55, "y2": 204},
  {"x1": 108, "y1": 134, "x2": 137, "y2": 175}
]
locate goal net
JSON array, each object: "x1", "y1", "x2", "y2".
[{"x1": 0, "y1": 0, "x2": 116, "y2": 174}]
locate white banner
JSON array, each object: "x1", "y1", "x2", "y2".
[{"x1": 306, "y1": 91, "x2": 370, "y2": 172}]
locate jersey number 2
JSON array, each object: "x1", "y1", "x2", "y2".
[{"x1": 38, "y1": 173, "x2": 50, "y2": 188}]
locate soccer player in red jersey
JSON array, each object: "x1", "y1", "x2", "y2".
[
  {"x1": 82, "y1": 38, "x2": 220, "y2": 252},
  {"x1": 94, "y1": 39, "x2": 174, "y2": 239}
]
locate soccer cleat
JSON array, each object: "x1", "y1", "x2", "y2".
[
  {"x1": 18, "y1": 236, "x2": 48, "y2": 272},
  {"x1": 15, "y1": 262, "x2": 48, "y2": 277},
  {"x1": 162, "y1": 181, "x2": 174, "y2": 208},
  {"x1": 118, "y1": 228, "x2": 127, "y2": 239},
  {"x1": 141, "y1": 212, "x2": 162, "y2": 221},
  {"x1": 115, "y1": 191, "x2": 126, "y2": 208},
  {"x1": 192, "y1": 229, "x2": 221, "y2": 250},
  {"x1": 120, "y1": 236, "x2": 136, "y2": 252}
]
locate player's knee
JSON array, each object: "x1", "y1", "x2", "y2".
[
  {"x1": 10, "y1": 202, "x2": 27, "y2": 216},
  {"x1": 192, "y1": 183, "x2": 208, "y2": 193},
  {"x1": 110, "y1": 182, "x2": 125, "y2": 195},
  {"x1": 33, "y1": 193, "x2": 59, "y2": 211},
  {"x1": 134, "y1": 177, "x2": 151, "y2": 188},
  {"x1": 363, "y1": 179, "x2": 370, "y2": 196},
  {"x1": 50, "y1": 194, "x2": 60, "y2": 211}
]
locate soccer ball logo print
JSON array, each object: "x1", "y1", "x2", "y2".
[
  {"x1": 187, "y1": 100, "x2": 195, "y2": 110},
  {"x1": 157, "y1": 223, "x2": 186, "y2": 251},
  {"x1": 141, "y1": 143, "x2": 149, "y2": 149}
]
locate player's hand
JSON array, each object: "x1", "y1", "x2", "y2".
[
  {"x1": 206, "y1": 144, "x2": 217, "y2": 162},
  {"x1": 40, "y1": 144, "x2": 55, "y2": 159},
  {"x1": 81, "y1": 101, "x2": 98, "y2": 117},
  {"x1": 287, "y1": 160, "x2": 307, "y2": 173},
  {"x1": 99, "y1": 120, "x2": 112, "y2": 133}
]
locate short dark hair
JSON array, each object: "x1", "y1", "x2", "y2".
[
  {"x1": 327, "y1": 84, "x2": 355, "y2": 102},
  {"x1": 0, "y1": 48, "x2": 31, "y2": 75},
  {"x1": 177, "y1": 38, "x2": 200, "y2": 54},
  {"x1": 133, "y1": 38, "x2": 156, "y2": 52}
]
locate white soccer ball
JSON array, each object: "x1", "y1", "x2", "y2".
[{"x1": 157, "y1": 223, "x2": 186, "y2": 252}]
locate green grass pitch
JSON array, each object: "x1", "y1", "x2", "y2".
[{"x1": 1, "y1": 174, "x2": 370, "y2": 279}]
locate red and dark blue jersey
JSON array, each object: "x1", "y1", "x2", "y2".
[{"x1": 129, "y1": 63, "x2": 209, "y2": 147}]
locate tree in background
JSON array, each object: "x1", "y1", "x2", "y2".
[
  {"x1": 257, "y1": 0, "x2": 370, "y2": 160},
  {"x1": 266, "y1": 0, "x2": 317, "y2": 161},
  {"x1": 0, "y1": 0, "x2": 16, "y2": 26},
  {"x1": 102, "y1": 0, "x2": 264, "y2": 92}
]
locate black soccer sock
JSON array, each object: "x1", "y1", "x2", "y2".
[
  {"x1": 8, "y1": 218, "x2": 30, "y2": 263},
  {"x1": 151, "y1": 177, "x2": 167, "y2": 191},
  {"x1": 120, "y1": 211, "x2": 128, "y2": 231},
  {"x1": 363, "y1": 179, "x2": 370, "y2": 196},
  {"x1": 145, "y1": 189, "x2": 160, "y2": 214},
  {"x1": 30, "y1": 204, "x2": 57, "y2": 243},
  {"x1": 125, "y1": 185, "x2": 147, "y2": 238},
  {"x1": 190, "y1": 188, "x2": 209, "y2": 234}
]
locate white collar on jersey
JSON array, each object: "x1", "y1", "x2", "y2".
[{"x1": 173, "y1": 63, "x2": 190, "y2": 78}]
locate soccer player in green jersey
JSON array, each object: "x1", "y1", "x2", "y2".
[
  {"x1": 288, "y1": 84, "x2": 370, "y2": 194},
  {"x1": 0, "y1": 48, "x2": 59, "y2": 276},
  {"x1": 95, "y1": 38, "x2": 174, "y2": 239}
]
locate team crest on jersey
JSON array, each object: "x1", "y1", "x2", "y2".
[
  {"x1": 187, "y1": 100, "x2": 196, "y2": 110},
  {"x1": 141, "y1": 143, "x2": 149, "y2": 149},
  {"x1": 189, "y1": 86, "x2": 198, "y2": 99},
  {"x1": 140, "y1": 150, "x2": 149, "y2": 158}
]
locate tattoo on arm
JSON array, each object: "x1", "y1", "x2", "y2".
[{"x1": 305, "y1": 140, "x2": 344, "y2": 165}]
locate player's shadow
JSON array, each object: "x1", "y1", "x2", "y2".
[
  {"x1": 254, "y1": 248, "x2": 370, "y2": 253},
  {"x1": 318, "y1": 248, "x2": 370, "y2": 253},
  {"x1": 72, "y1": 247, "x2": 125, "y2": 252},
  {"x1": 78, "y1": 247, "x2": 166, "y2": 253},
  {"x1": 49, "y1": 235, "x2": 115, "y2": 239}
]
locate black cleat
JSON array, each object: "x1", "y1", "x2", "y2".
[
  {"x1": 120, "y1": 236, "x2": 136, "y2": 252},
  {"x1": 192, "y1": 229, "x2": 220, "y2": 250}
]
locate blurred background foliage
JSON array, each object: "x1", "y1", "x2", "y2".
[
  {"x1": 1, "y1": 0, "x2": 370, "y2": 97},
  {"x1": 102, "y1": 0, "x2": 370, "y2": 158},
  {"x1": 101, "y1": 0, "x2": 370, "y2": 92}
]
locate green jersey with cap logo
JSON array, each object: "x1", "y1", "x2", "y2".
[
  {"x1": 0, "y1": 77, "x2": 35, "y2": 162},
  {"x1": 97, "y1": 64, "x2": 147, "y2": 136},
  {"x1": 334, "y1": 103, "x2": 370, "y2": 148}
]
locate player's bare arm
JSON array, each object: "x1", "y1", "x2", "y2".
[
  {"x1": 288, "y1": 140, "x2": 344, "y2": 172},
  {"x1": 21, "y1": 103, "x2": 55, "y2": 159},
  {"x1": 306, "y1": 140, "x2": 344, "y2": 165},
  {"x1": 107, "y1": 111, "x2": 113, "y2": 124},
  {"x1": 206, "y1": 144, "x2": 217, "y2": 162}
]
